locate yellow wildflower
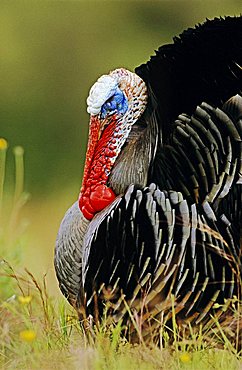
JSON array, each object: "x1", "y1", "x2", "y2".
[
  {"x1": 18, "y1": 295, "x2": 32, "y2": 304},
  {"x1": 0, "y1": 138, "x2": 8, "y2": 150},
  {"x1": 179, "y1": 352, "x2": 192, "y2": 363},
  {"x1": 19, "y1": 329, "x2": 36, "y2": 342}
]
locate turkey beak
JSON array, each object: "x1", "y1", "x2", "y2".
[{"x1": 99, "y1": 115, "x2": 113, "y2": 138}]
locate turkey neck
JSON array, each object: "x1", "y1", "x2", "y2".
[{"x1": 108, "y1": 107, "x2": 160, "y2": 194}]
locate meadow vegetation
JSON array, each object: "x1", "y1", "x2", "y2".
[{"x1": 0, "y1": 141, "x2": 241, "y2": 370}]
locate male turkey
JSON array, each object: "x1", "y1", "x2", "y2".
[{"x1": 55, "y1": 16, "x2": 242, "y2": 340}]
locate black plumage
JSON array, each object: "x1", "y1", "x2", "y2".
[
  {"x1": 55, "y1": 16, "x2": 242, "y2": 343},
  {"x1": 136, "y1": 16, "x2": 242, "y2": 141}
]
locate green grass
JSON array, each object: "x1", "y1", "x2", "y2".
[{"x1": 0, "y1": 140, "x2": 241, "y2": 370}]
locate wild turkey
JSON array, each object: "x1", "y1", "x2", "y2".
[{"x1": 55, "y1": 16, "x2": 242, "y2": 341}]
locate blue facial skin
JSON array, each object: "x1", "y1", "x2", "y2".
[{"x1": 101, "y1": 87, "x2": 128, "y2": 119}]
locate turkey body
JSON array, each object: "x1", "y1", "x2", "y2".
[{"x1": 55, "y1": 16, "x2": 242, "y2": 341}]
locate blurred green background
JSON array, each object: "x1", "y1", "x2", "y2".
[{"x1": 1, "y1": 0, "x2": 241, "y2": 295}]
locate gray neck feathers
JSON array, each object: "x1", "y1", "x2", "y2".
[{"x1": 109, "y1": 108, "x2": 159, "y2": 194}]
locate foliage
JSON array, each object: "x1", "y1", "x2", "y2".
[{"x1": 0, "y1": 264, "x2": 241, "y2": 370}]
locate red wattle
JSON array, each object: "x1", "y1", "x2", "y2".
[
  {"x1": 79, "y1": 114, "x2": 119, "y2": 220},
  {"x1": 89, "y1": 184, "x2": 116, "y2": 212},
  {"x1": 81, "y1": 206, "x2": 95, "y2": 220},
  {"x1": 79, "y1": 184, "x2": 116, "y2": 220}
]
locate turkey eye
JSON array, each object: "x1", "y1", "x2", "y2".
[{"x1": 101, "y1": 96, "x2": 117, "y2": 118}]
